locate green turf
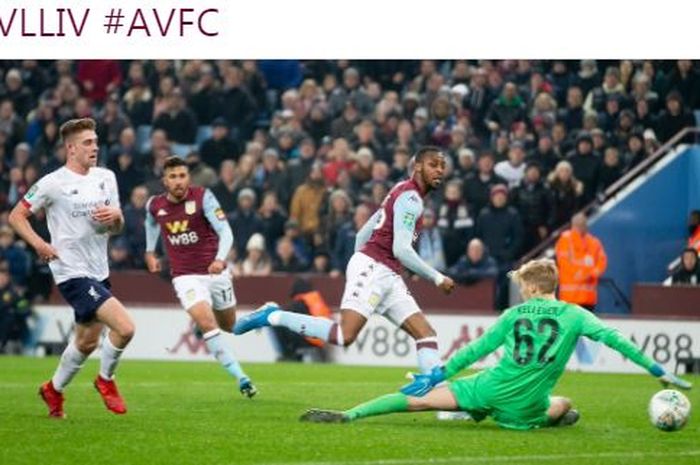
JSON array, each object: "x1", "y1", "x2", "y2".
[{"x1": 0, "y1": 357, "x2": 698, "y2": 465}]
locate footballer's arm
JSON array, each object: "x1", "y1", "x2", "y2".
[
  {"x1": 9, "y1": 201, "x2": 59, "y2": 261},
  {"x1": 392, "y1": 191, "x2": 454, "y2": 293},
  {"x1": 202, "y1": 189, "x2": 233, "y2": 274}
]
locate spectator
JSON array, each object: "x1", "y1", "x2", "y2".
[
  {"x1": 485, "y1": 82, "x2": 526, "y2": 136},
  {"x1": 282, "y1": 220, "x2": 312, "y2": 268},
  {"x1": 598, "y1": 146, "x2": 624, "y2": 193},
  {"x1": 220, "y1": 65, "x2": 257, "y2": 140},
  {"x1": 554, "y1": 213, "x2": 607, "y2": 311},
  {"x1": 108, "y1": 237, "x2": 132, "y2": 271},
  {"x1": 330, "y1": 203, "x2": 372, "y2": 277},
  {"x1": 622, "y1": 132, "x2": 647, "y2": 173},
  {"x1": 447, "y1": 238, "x2": 498, "y2": 285},
  {"x1": 120, "y1": 185, "x2": 149, "y2": 268},
  {"x1": 331, "y1": 101, "x2": 361, "y2": 140},
  {"x1": 273, "y1": 236, "x2": 306, "y2": 273},
  {"x1": 210, "y1": 160, "x2": 237, "y2": 214},
  {"x1": 656, "y1": 91, "x2": 696, "y2": 143},
  {"x1": 567, "y1": 131, "x2": 601, "y2": 205},
  {"x1": 527, "y1": 133, "x2": 560, "y2": 176},
  {"x1": 667, "y1": 248, "x2": 700, "y2": 285},
  {"x1": 547, "y1": 160, "x2": 584, "y2": 231},
  {"x1": 152, "y1": 88, "x2": 198, "y2": 145},
  {"x1": 289, "y1": 162, "x2": 327, "y2": 240},
  {"x1": 663, "y1": 60, "x2": 700, "y2": 110},
  {"x1": 558, "y1": 86, "x2": 585, "y2": 131},
  {"x1": 227, "y1": 188, "x2": 264, "y2": 259},
  {"x1": 239, "y1": 233, "x2": 272, "y2": 277},
  {"x1": 416, "y1": 208, "x2": 446, "y2": 272},
  {"x1": 286, "y1": 138, "x2": 317, "y2": 194},
  {"x1": 255, "y1": 148, "x2": 289, "y2": 207},
  {"x1": 437, "y1": 180, "x2": 474, "y2": 267},
  {"x1": 328, "y1": 67, "x2": 374, "y2": 118},
  {"x1": 200, "y1": 117, "x2": 240, "y2": 171},
  {"x1": 510, "y1": 162, "x2": 551, "y2": 254},
  {"x1": 583, "y1": 66, "x2": 625, "y2": 113},
  {"x1": 310, "y1": 250, "x2": 332, "y2": 274},
  {"x1": 75, "y1": 59, "x2": 122, "y2": 104},
  {"x1": 476, "y1": 184, "x2": 524, "y2": 309},
  {"x1": 494, "y1": 141, "x2": 527, "y2": 188},
  {"x1": 0, "y1": 69, "x2": 34, "y2": 118},
  {"x1": 319, "y1": 189, "x2": 353, "y2": 253},
  {"x1": 0, "y1": 226, "x2": 30, "y2": 288},
  {"x1": 255, "y1": 190, "x2": 286, "y2": 253},
  {"x1": 463, "y1": 151, "x2": 507, "y2": 215}
]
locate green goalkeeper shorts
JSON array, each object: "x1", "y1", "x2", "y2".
[{"x1": 447, "y1": 374, "x2": 552, "y2": 430}]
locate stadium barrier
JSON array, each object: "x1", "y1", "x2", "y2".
[{"x1": 35, "y1": 305, "x2": 700, "y2": 374}]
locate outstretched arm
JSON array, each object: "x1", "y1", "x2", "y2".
[{"x1": 581, "y1": 309, "x2": 691, "y2": 389}]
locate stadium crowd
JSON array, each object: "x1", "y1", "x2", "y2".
[{"x1": 0, "y1": 59, "x2": 699, "y2": 350}]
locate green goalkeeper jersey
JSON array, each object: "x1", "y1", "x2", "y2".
[{"x1": 444, "y1": 297, "x2": 656, "y2": 403}]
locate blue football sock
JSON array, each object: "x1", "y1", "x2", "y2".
[
  {"x1": 204, "y1": 329, "x2": 247, "y2": 380},
  {"x1": 268, "y1": 310, "x2": 334, "y2": 341}
]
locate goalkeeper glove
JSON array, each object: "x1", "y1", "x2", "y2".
[
  {"x1": 649, "y1": 364, "x2": 693, "y2": 390},
  {"x1": 399, "y1": 366, "x2": 446, "y2": 397}
]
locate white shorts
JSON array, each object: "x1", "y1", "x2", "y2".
[
  {"x1": 340, "y1": 252, "x2": 421, "y2": 325},
  {"x1": 172, "y1": 270, "x2": 237, "y2": 311}
]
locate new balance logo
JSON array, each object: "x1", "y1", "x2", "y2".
[
  {"x1": 165, "y1": 220, "x2": 189, "y2": 234},
  {"x1": 88, "y1": 286, "x2": 100, "y2": 302}
]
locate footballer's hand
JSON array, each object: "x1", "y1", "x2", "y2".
[
  {"x1": 438, "y1": 276, "x2": 455, "y2": 294},
  {"x1": 400, "y1": 366, "x2": 446, "y2": 397},
  {"x1": 651, "y1": 363, "x2": 692, "y2": 390},
  {"x1": 660, "y1": 372, "x2": 693, "y2": 390},
  {"x1": 92, "y1": 206, "x2": 122, "y2": 226},
  {"x1": 145, "y1": 253, "x2": 161, "y2": 273},
  {"x1": 207, "y1": 260, "x2": 226, "y2": 274},
  {"x1": 35, "y1": 240, "x2": 59, "y2": 262}
]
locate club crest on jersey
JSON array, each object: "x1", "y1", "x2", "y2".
[{"x1": 185, "y1": 201, "x2": 196, "y2": 215}]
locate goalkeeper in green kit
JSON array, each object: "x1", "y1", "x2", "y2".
[{"x1": 301, "y1": 258, "x2": 692, "y2": 429}]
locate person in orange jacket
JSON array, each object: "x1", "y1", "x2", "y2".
[{"x1": 554, "y1": 213, "x2": 607, "y2": 311}]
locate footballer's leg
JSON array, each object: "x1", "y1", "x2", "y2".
[
  {"x1": 94, "y1": 297, "x2": 135, "y2": 414},
  {"x1": 302, "y1": 385, "x2": 460, "y2": 423},
  {"x1": 548, "y1": 396, "x2": 579, "y2": 427},
  {"x1": 400, "y1": 312, "x2": 440, "y2": 374},
  {"x1": 40, "y1": 321, "x2": 102, "y2": 418},
  {"x1": 191, "y1": 302, "x2": 255, "y2": 398}
]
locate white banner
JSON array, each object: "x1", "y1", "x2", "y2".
[
  {"x1": 1, "y1": 0, "x2": 698, "y2": 58},
  {"x1": 36, "y1": 305, "x2": 700, "y2": 374}
]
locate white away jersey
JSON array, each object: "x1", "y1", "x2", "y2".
[{"x1": 22, "y1": 167, "x2": 120, "y2": 284}]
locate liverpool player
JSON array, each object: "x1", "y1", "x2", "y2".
[
  {"x1": 144, "y1": 157, "x2": 256, "y2": 397},
  {"x1": 9, "y1": 118, "x2": 134, "y2": 418},
  {"x1": 235, "y1": 146, "x2": 454, "y2": 375}
]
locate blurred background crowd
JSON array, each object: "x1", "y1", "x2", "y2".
[{"x1": 0, "y1": 59, "x2": 699, "y2": 352}]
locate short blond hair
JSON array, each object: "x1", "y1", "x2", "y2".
[
  {"x1": 511, "y1": 258, "x2": 558, "y2": 294},
  {"x1": 60, "y1": 117, "x2": 96, "y2": 144}
]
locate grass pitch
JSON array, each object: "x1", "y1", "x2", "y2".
[{"x1": 0, "y1": 357, "x2": 698, "y2": 465}]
